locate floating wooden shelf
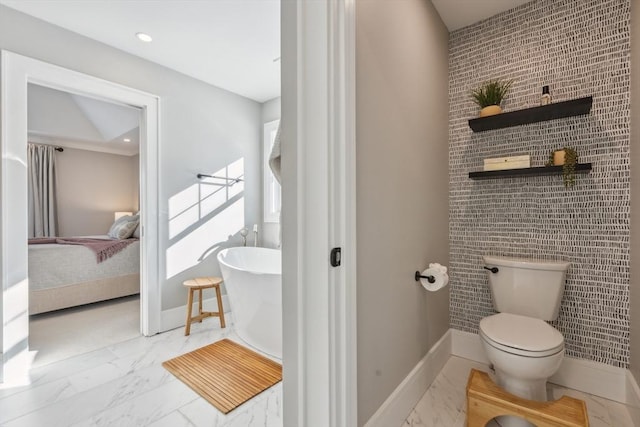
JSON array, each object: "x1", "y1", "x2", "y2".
[
  {"x1": 468, "y1": 96, "x2": 593, "y2": 132},
  {"x1": 469, "y1": 163, "x2": 592, "y2": 180}
]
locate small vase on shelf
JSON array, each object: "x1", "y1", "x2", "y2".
[{"x1": 479, "y1": 105, "x2": 503, "y2": 117}]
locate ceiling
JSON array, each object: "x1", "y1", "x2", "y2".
[
  {"x1": 432, "y1": 0, "x2": 533, "y2": 31},
  {"x1": 1, "y1": 0, "x2": 527, "y2": 104},
  {"x1": 28, "y1": 84, "x2": 140, "y2": 156},
  {"x1": 0, "y1": 0, "x2": 280, "y2": 103}
]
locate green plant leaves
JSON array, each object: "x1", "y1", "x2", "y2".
[
  {"x1": 562, "y1": 147, "x2": 578, "y2": 188},
  {"x1": 471, "y1": 79, "x2": 514, "y2": 108}
]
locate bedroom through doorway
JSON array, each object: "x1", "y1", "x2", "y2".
[
  {"x1": 26, "y1": 84, "x2": 143, "y2": 367},
  {"x1": 1, "y1": 51, "x2": 160, "y2": 382}
]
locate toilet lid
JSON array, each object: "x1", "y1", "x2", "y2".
[{"x1": 480, "y1": 313, "x2": 564, "y2": 357}]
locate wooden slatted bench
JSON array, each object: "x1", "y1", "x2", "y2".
[{"x1": 466, "y1": 369, "x2": 589, "y2": 427}]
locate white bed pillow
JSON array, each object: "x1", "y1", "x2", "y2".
[
  {"x1": 132, "y1": 211, "x2": 141, "y2": 238},
  {"x1": 108, "y1": 214, "x2": 139, "y2": 239}
]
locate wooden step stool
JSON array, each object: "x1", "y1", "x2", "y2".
[
  {"x1": 183, "y1": 276, "x2": 226, "y2": 336},
  {"x1": 466, "y1": 369, "x2": 589, "y2": 427}
]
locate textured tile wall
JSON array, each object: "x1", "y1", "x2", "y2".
[{"x1": 449, "y1": 0, "x2": 631, "y2": 367}]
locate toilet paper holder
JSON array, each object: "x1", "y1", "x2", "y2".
[{"x1": 414, "y1": 271, "x2": 435, "y2": 283}]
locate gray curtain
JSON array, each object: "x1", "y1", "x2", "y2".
[{"x1": 28, "y1": 144, "x2": 58, "y2": 238}]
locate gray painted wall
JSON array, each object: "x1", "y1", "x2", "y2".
[
  {"x1": 356, "y1": 0, "x2": 450, "y2": 423},
  {"x1": 261, "y1": 96, "x2": 281, "y2": 249},
  {"x1": 54, "y1": 147, "x2": 139, "y2": 236},
  {"x1": 631, "y1": 0, "x2": 640, "y2": 382},
  {"x1": 0, "y1": 5, "x2": 262, "y2": 312},
  {"x1": 261, "y1": 97, "x2": 280, "y2": 123},
  {"x1": 449, "y1": 0, "x2": 631, "y2": 367}
]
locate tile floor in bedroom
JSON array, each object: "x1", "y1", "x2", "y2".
[
  {"x1": 29, "y1": 295, "x2": 141, "y2": 367},
  {"x1": 4, "y1": 302, "x2": 638, "y2": 427}
]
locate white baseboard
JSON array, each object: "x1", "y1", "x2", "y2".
[
  {"x1": 357, "y1": 328, "x2": 634, "y2": 426},
  {"x1": 160, "y1": 295, "x2": 230, "y2": 332},
  {"x1": 364, "y1": 330, "x2": 452, "y2": 427},
  {"x1": 450, "y1": 329, "x2": 627, "y2": 403},
  {"x1": 450, "y1": 329, "x2": 489, "y2": 365},
  {"x1": 627, "y1": 370, "x2": 640, "y2": 406},
  {"x1": 550, "y1": 355, "x2": 627, "y2": 403},
  {"x1": 626, "y1": 370, "x2": 640, "y2": 425}
]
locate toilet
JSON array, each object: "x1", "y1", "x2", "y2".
[{"x1": 480, "y1": 255, "x2": 570, "y2": 427}]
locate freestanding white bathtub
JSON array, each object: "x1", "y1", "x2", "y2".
[{"x1": 217, "y1": 247, "x2": 282, "y2": 359}]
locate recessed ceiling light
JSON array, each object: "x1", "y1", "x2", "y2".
[
  {"x1": 136, "y1": 32, "x2": 153, "y2": 43},
  {"x1": 123, "y1": 138, "x2": 131, "y2": 142}
]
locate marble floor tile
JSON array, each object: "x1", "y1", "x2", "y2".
[
  {"x1": 608, "y1": 401, "x2": 635, "y2": 427},
  {"x1": 0, "y1": 347, "x2": 118, "y2": 400},
  {"x1": 450, "y1": 410, "x2": 467, "y2": 427},
  {"x1": 69, "y1": 378, "x2": 200, "y2": 427},
  {"x1": 547, "y1": 383, "x2": 634, "y2": 427},
  {"x1": 0, "y1": 310, "x2": 279, "y2": 427},
  {"x1": 406, "y1": 356, "x2": 635, "y2": 427},
  {"x1": 176, "y1": 398, "x2": 226, "y2": 427},
  {"x1": 407, "y1": 376, "x2": 462, "y2": 426},
  {"x1": 176, "y1": 382, "x2": 282, "y2": 427},
  {"x1": 3, "y1": 360, "x2": 177, "y2": 426},
  {"x1": 0, "y1": 377, "x2": 78, "y2": 424},
  {"x1": 5, "y1": 304, "x2": 637, "y2": 427},
  {"x1": 147, "y1": 411, "x2": 196, "y2": 427}
]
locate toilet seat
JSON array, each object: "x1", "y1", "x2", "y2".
[{"x1": 480, "y1": 313, "x2": 564, "y2": 358}]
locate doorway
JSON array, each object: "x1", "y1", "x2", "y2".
[
  {"x1": 27, "y1": 83, "x2": 143, "y2": 366},
  {"x1": 0, "y1": 51, "x2": 160, "y2": 382}
]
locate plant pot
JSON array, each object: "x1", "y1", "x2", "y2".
[
  {"x1": 479, "y1": 105, "x2": 502, "y2": 117},
  {"x1": 553, "y1": 149, "x2": 566, "y2": 166}
]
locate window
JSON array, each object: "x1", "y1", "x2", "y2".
[{"x1": 263, "y1": 119, "x2": 281, "y2": 223}]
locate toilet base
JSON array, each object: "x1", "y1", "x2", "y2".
[
  {"x1": 494, "y1": 368, "x2": 547, "y2": 427},
  {"x1": 494, "y1": 368, "x2": 548, "y2": 401},
  {"x1": 495, "y1": 414, "x2": 535, "y2": 427}
]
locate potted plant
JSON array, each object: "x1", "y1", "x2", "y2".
[
  {"x1": 471, "y1": 78, "x2": 514, "y2": 117},
  {"x1": 546, "y1": 147, "x2": 578, "y2": 187}
]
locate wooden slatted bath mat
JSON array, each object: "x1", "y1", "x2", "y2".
[{"x1": 162, "y1": 338, "x2": 282, "y2": 414}]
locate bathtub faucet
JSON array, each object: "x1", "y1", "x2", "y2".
[
  {"x1": 239, "y1": 228, "x2": 249, "y2": 246},
  {"x1": 253, "y1": 224, "x2": 259, "y2": 247}
]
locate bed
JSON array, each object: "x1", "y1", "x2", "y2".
[{"x1": 28, "y1": 236, "x2": 140, "y2": 314}]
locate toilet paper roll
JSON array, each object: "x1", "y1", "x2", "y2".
[{"x1": 420, "y1": 263, "x2": 449, "y2": 292}]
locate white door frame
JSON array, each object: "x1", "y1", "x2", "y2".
[
  {"x1": 0, "y1": 50, "x2": 161, "y2": 382},
  {"x1": 281, "y1": 1, "x2": 357, "y2": 425}
]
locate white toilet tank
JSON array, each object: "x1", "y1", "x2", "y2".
[{"x1": 483, "y1": 255, "x2": 570, "y2": 321}]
